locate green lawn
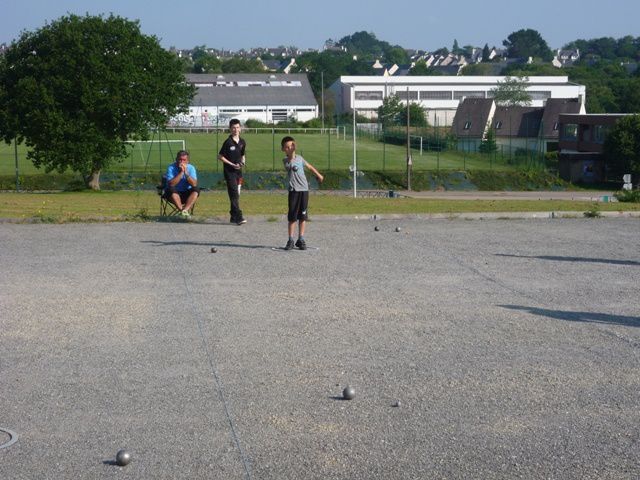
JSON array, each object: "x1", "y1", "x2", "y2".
[
  {"x1": 0, "y1": 130, "x2": 526, "y2": 177},
  {"x1": 1, "y1": 191, "x2": 637, "y2": 222}
]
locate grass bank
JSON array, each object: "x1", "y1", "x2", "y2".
[{"x1": 1, "y1": 191, "x2": 638, "y2": 223}]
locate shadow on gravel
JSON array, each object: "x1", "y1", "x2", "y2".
[
  {"x1": 495, "y1": 253, "x2": 640, "y2": 266},
  {"x1": 500, "y1": 305, "x2": 640, "y2": 327},
  {"x1": 141, "y1": 239, "x2": 272, "y2": 250}
]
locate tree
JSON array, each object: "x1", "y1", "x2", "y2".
[
  {"x1": 0, "y1": 14, "x2": 194, "y2": 189},
  {"x1": 490, "y1": 76, "x2": 532, "y2": 106},
  {"x1": 377, "y1": 94, "x2": 403, "y2": 127},
  {"x1": 604, "y1": 115, "x2": 640, "y2": 179},
  {"x1": 194, "y1": 53, "x2": 222, "y2": 73},
  {"x1": 398, "y1": 102, "x2": 428, "y2": 127},
  {"x1": 482, "y1": 44, "x2": 491, "y2": 62},
  {"x1": 479, "y1": 128, "x2": 497, "y2": 153},
  {"x1": 503, "y1": 28, "x2": 553, "y2": 61}
]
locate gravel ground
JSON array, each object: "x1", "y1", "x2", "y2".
[{"x1": 0, "y1": 217, "x2": 638, "y2": 479}]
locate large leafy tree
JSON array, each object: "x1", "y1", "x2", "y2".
[
  {"x1": 490, "y1": 76, "x2": 532, "y2": 106},
  {"x1": 0, "y1": 14, "x2": 194, "y2": 189},
  {"x1": 604, "y1": 114, "x2": 640, "y2": 179},
  {"x1": 503, "y1": 28, "x2": 553, "y2": 61}
]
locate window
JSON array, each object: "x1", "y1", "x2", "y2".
[
  {"x1": 553, "y1": 122, "x2": 559, "y2": 131},
  {"x1": 355, "y1": 91, "x2": 383, "y2": 100},
  {"x1": 272, "y1": 109, "x2": 288, "y2": 122},
  {"x1": 495, "y1": 120, "x2": 503, "y2": 129},
  {"x1": 561, "y1": 124, "x2": 577, "y2": 141},
  {"x1": 420, "y1": 91, "x2": 452, "y2": 100},
  {"x1": 594, "y1": 124, "x2": 608, "y2": 143},
  {"x1": 463, "y1": 121, "x2": 472, "y2": 130},
  {"x1": 397, "y1": 90, "x2": 419, "y2": 101},
  {"x1": 454, "y1": 91, "x2": 485, "y2": 100},
  {"x1": 529, "y1": 91, "x2": 551, "y2": 100}
]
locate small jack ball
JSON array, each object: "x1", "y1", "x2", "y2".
[
  {"x1": 115, "y1": 449, "x2": 132, "y2": 466},
  {"x1": 374, "y1": 226, "x2": 380, "y2": 231},
  {"x1": 343, "y1": 386, "x2": 356, "y2": 400},
  {"x1": 395, "y1": 227, "x2": 401, "y2": 232},
  {"x1": 210, "y1": 247, "x2": 217, "y2": 253}
]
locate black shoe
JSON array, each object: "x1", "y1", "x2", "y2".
[
  {"x1": 236, "y1": 217, "x2": 247, "y2": 225},
  {"x1": 295, "y1": 238, "x2": 306, "y2": 250},
  {"x1": 284, "y1": 239, "x2": 295, "y2": 250}
]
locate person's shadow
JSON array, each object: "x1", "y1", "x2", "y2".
[
  {"x1": 495, "y1": 253, "x2": 640, "y2": 266},
  {"x1": 500, "y1": 304, "x2": 640, "y2": 327}
]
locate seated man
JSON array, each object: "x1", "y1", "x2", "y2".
[{"x1": 164, "y1": 150, "x2": 201, "y2": 217}]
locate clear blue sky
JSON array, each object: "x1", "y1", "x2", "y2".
[{"x1": 2, "y1": 0, "x2": 638, "y2": 52}]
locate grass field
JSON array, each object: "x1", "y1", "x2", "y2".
[
  {"x1": 0, "y1": 191, "x2": 637, "y2": 222},
  {"x1": 0, "y1": 130, "x2": 529, "y2": 177}
]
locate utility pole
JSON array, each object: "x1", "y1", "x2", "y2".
[{"x1": 406, "y1": 87, "x2": 412, "y2": 191}]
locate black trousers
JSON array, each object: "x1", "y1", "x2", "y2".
[{"x1": 224, "y1": 172, "x2": 243, "y2": 220}]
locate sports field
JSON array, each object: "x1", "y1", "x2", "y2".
[
  {"x1": 0, "y1": 129, "x2": 533, "y2": 177},
  {"x1": 1, "y1": 218, "x2": 638, "y2": 478}
]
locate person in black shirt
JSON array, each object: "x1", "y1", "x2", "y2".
[{"x1": 217, "y1": 118, "x2": 247, "y2": 224}]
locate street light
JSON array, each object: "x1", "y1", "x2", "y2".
[
  {"x1": 345, "y1": 83, "x2": 357, "y2": 198},
  {"x1": 352, "y1": 86, "x2": 357, "y2": 198}
]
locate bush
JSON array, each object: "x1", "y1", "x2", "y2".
[{"x1": 614, "y1": 189, "x2": 640, "y2": 202}]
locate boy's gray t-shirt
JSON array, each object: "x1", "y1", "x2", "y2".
[{"x1": 284, "y1": 154, "x2": 309, "y2": 191}]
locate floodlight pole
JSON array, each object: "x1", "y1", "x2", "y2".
[
  {"x1": 406, "y1": 87, "x2": 412, "y2": 191},
  {"x1": 321, "y1": 71, "x2": 325, "y2": 132},
  {"x1": 351, "y1": 84, "x2": 357, "y2": 198}
]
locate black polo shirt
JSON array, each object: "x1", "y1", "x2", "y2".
[{"x1": 219, "y1": 136, "x2": 246, "y2": 174}]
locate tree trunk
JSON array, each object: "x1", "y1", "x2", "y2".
[{"x1": 84, "y1": 170, "x2": 101, "y2": 190}]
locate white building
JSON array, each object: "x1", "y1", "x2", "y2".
[
  {"x1": 329, "y1": 75, "x2": 586, "y2": 126},
  {"x1": 170, "y1": 73, "x2": 318, "y2": 127}
]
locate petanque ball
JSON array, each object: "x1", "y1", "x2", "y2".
[
  {"x1": 115, "y1": 449, "x2": 132, "y2": 466},
  {"x1": 395, "y1": 227, "x2": 401, "y2": 232},
  {"x1": 342, "y1": 386, "x2": 356, "y2": 400},
  {"x1": 210, "y1": 247, "x2": 217, "y2": 253},
  {"x1": 374, "y1": 226, "x2": 380, "y2": 231}
]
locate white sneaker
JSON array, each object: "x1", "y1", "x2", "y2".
[{"x1": 180, "y1": 210, "x2": 190, "y2": 217}]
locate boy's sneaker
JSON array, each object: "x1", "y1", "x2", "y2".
[
  {"x1": 236, "y1": 217, "x2": 247, "y2": 225},
  {"x1": 284, "y1": 239, "x2": 295, "y2": 250},
  {"x1": 181, "y1": 210, "x2": 190, "y2": 217},
  {"x1": 295, "y1": 238, "x2": 306, "y2": 250}
]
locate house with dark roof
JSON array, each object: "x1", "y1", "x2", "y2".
[
  {"x1": 169, "y1": 73, "x2": 318, "y2": 127},
  {"x1": 451, "y1": 97, "x2": 584, "y2": 153},
  {"x1": 557, "y1": 113, "x2": 633, "y2": 183}
]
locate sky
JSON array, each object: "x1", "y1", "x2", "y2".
[{"x1": 2, "y1": 0, "x2": 639, "y2": 52}]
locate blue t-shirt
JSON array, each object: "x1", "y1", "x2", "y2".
[{"x1": 166, "y1": 163, "x2": 197, "y2": 192}]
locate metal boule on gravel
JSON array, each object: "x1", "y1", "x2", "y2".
[
  {"x1": 342, "y1": 386, "x2": 356, "y2": 400},
  {"x1": 115, "y1": 449, "x2": 132, "y2": 466},
  {"x1": 210, "y1": 247, "x2": 217, "y2": 253},
  {"x1": 395, "y1": 227, "x2": 401, "y2": 232},
  {"x1": 374, "y1": 226, "x2": 380, "y2": 231}
]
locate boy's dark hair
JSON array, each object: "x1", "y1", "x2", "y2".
[
  {"x1": 229, "y1": 118, "x2": 241, "y2": 127},
  {"x1": 281, "y1": 136, "x2": 295, "y2": 148}
]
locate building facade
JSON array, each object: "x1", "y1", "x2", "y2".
[
  {"x1": 330, "y1": 76, "x2": 586, "y2": 126},
  {"x1": 170, "y1": 73, "x2": 318, "y2": 127}
]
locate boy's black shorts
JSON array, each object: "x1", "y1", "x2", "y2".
[{"x1": 287, "y1": 190, "x2": 309, "y2": 222}]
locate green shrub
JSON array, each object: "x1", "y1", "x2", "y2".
[{"x1": 614, "y1": 189, "x2": 640, "y2": 202}]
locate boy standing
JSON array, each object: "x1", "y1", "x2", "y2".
[
  {"x1": 218, "y1": 118, "x2": 246, "y2": 224},
  {"x1": 281, "y1": 136, "x2": 324, "y2": 250}
]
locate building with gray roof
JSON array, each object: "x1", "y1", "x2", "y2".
[{"x1": 169, "y1": 73, "x2": 318, "y2": 127}]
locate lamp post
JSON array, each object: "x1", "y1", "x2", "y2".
[
  {"x1": 406, "y1": 87, "x2": 412, "y2": 191},
  {"x1": 344, "y1": 82, "x2": 358, "y2": 198},
  {"x1": 351, "y1": 85, "x2": 357, "y2": 198}
]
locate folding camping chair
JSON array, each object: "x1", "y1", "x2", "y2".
[{"x1": 157, "y1": 175, "x2": 196, "y2": 216}]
